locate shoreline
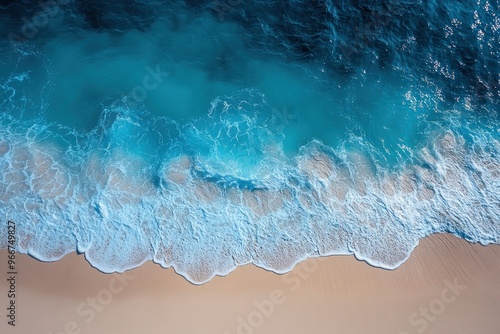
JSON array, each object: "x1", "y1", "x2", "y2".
[{"x1": 1, "y1": 233, "x2": 500, "y2": 333}]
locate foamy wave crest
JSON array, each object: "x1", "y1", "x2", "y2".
[{"x1": 1, "y1": 91, "x2": 499, "y2": 284}]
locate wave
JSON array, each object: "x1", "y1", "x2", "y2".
[{"x1": 1, "y1": 89, "x2": 499, "y2": 283}]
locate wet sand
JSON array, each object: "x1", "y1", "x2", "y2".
[{"x1": 1, "y1": 233, "x2": 500, "y2": 334}]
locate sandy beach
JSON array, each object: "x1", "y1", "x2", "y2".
[{"x1": 1, "y1": 233, "x2": 500, "y2": 334}]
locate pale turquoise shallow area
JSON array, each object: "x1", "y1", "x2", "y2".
[{"x1": 1, "y1": 18, "x2": 434, "y2": 168}]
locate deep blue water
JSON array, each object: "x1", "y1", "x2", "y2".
[{"x1": 0, "y1": 0, "x2": 499, "y2": 283}]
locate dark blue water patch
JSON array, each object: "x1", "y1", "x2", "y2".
[
  {"x1": 199, "y1": 0, "x2": 499, "y2": 106},
  {"x1": 74, "y1": 0, "x2": 161, "y2": 31}
]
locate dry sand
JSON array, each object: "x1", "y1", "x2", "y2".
[{"x1": 1, "y1": 233, "x2": 500, "y2": 334}]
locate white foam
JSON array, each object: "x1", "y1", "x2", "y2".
[{"x1": 1, "y1": 121, "x2": 499, "y2": 284}]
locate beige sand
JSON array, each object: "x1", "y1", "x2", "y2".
[{"x1": 1, "y1": 233, "x2": 500, "y2": 334}]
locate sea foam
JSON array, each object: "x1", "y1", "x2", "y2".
[{"x1": 1, "y1": 90, "x2": 499, "y2": 284}]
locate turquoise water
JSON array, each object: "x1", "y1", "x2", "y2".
[{"x1": 0, "y1": 0, "x2": 499, "y2": 283}]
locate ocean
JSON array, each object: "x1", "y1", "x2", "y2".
[{"x1": 0, "y1": 0, "x2": 499, "y2": 283}]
